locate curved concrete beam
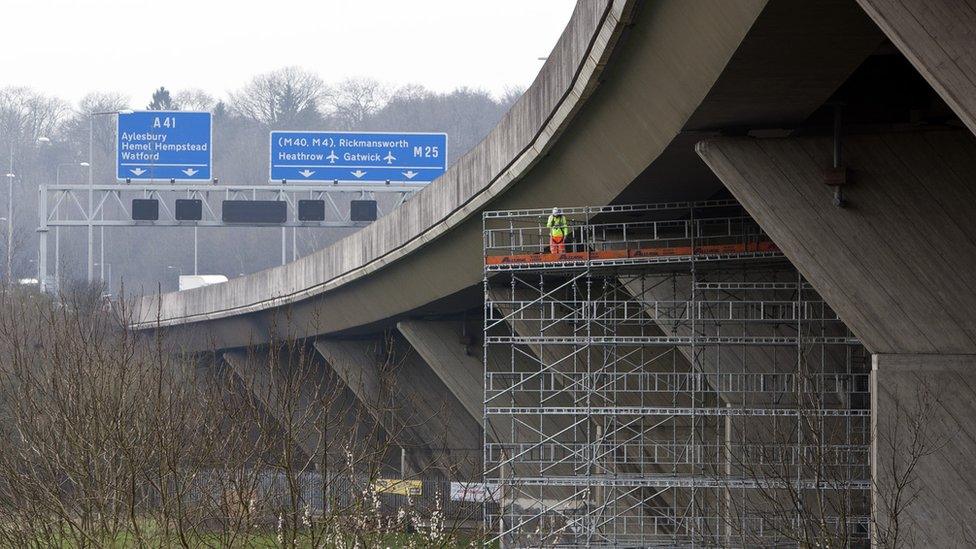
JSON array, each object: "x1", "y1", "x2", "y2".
[
  {"x1": 133, "y1": 0, "x2": 631, "y2": 329},
  {"x1": 132, "y1": 0, "x2": 883, "y2": 351},
  {"x1": 312, "y1": 338, "x2": 438, "y2": 476},
  {"x1": 132, "y1": 0, "x2": 774, "y2": 345}
]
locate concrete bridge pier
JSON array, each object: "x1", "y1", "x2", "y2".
[
  {"x1": 221, "y1": 347, "x2": 392, "y2": 474},
  {"x1": 396, "y1": 319, "x2": 484, "y2": 427},
  {"x1": 871, "y1": 353, "x2": 976, "y2": 546},
  {"x1": 697, "y1": 130, "x2": 976, "y2": 546},
  {"x1": 313, "y1": 337, "x2": 482, "y2": 480}
]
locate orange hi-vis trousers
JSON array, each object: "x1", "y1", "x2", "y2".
[{"x1": 550, "y1": 235, "x2": 566, "y2": 254}]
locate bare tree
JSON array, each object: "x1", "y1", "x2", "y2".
[
  {"x1": 0, "y1": 86, "x2": 70, "y2": 152},
  {"x1": 499, "y1": 85, "x2": 524, "y2": 108},
  {"x1": 0, "y1": 87, "x2": 71, "y2": 280},
  {"x1": 718, "y1": 344, "x2": 960, "y2": 548},
  {"x1": 229, "y1": 67, "x2": 325, "y2": 128},
  {"x1": 65, "y1": 92, "x2": 130, "y2": 180},
  {"x1": 75, "y1": 91, "x2": 130, "y2": 117},
  {"x1": 323, "y1": 78, "x2": 389, "y2": 129},
  {"x1": 0, "y1": 286, "x2": 487, "y2": 546},
  {"x1": 872, "y1": 376, "x2": 955, "y2": 548},
  {"x1": 173, "y1": 88, "x2": 218, "y2": 112},
  {"x1": 374, "y1": 85, "x2": 507, "y2": 164}
]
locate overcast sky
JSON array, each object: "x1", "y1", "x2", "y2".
[{"x1": 1, "y1": 0, "x2": 577, "y2": 106}]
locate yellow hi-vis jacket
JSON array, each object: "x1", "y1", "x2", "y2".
[{"x1": 547, "y1": 215, "x2": 568, "y2": 238}]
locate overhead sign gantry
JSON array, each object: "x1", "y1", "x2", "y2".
[{"x1": 39, "y1": 115, "x2": 447, "y2": 294}]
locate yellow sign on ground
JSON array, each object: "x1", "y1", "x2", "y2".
[{"x1": 373, "y1": 478, "x2": 423, "y2": 497}]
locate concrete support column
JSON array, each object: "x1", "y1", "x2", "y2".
[
  {"x1": 697, "y1": 130, "x2": 976, "y2": 547},
  {"x1": 856, "y1": 0, "x2": 976, "y2": 135},
  {"x1": 396, "y1": 319, "x2": 484, "y2": 426},
  {"x1": 872, "y1": 354, "x2": 976, "y2": 546},
  {"x1": 314, "y1": 337, "x2": 482, "y2": 480},
  {"x1": 222, "y1": 348, "x2": 324, "y2": 466},
  {"x1": 222, "y1": 347, "x2": 382, "y2": 472}
]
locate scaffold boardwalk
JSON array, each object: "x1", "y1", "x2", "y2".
[{"x1": 483, "y1": 202, "x2": 871, "y2": 547}]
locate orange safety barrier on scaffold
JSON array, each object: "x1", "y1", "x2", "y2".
[{"x1": 484, "y1": 241, "x2": 779, "y2": 266}]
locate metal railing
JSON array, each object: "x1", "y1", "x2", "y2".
[{"x1": 483, "y1": 200, "x2": 778, "y2": 269}]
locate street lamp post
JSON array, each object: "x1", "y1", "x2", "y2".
[
  {"x1": 4, "y1": 168, "x2": 12, "y2": 284},
  {"x1": 88, "y1": 109, "x2": 133, "y2": 284},
  {"x1": 4, "y1": 136, "x2": 18, "y2": 282},
  {"x1": 2, "y1": 135, "x2": 47, "y2": 282}
]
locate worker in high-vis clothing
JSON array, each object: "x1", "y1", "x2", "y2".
[{"x1": 546, "y1": 207, "x2": 569, "y2": 254}]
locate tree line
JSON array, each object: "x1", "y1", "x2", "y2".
[
  {"x1": 0, "y1": 67, "x2": 521, "y2": 294},
  {"x1": 0, "y1": 285, "x2": 484, "y2": 546}
]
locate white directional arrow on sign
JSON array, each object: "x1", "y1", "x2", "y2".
[
  {"x1": 298, "y1": 169, "x2": 315, "y2": 178},
  {"x1": 326, "y1": 151, "x2": 338, "y2": 164},
  {"x1": 384, "y1": 151, "x2": 396, "y2": 164},
  {"x1": 130, "y1": 168, "x2": 146, "y2": 176},
  {"x1": 182, "y1": 168, "x2": 199, "y2": 177},
  {"x1": 402, "y1": 170, "x2": 418, "y2": 179},
  {"x1": 351, "y1": 170, "x2": 367, "y2": 178}
]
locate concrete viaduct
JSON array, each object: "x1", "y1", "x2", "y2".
[{"x1": 132, "y1": 0, "x2": 976, "y2": 545}]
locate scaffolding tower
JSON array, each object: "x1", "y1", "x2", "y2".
[{"x1": 483, "y1": 201, "x2": 871, "y2": 547}]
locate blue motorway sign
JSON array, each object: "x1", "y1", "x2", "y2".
[
  {"x1": 270, "y1": 131, "x2": 447, "y2": 182},
  {"x1": 117, "y1": 111, "x2": 212, "y2": 181}
]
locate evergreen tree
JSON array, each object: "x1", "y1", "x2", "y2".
[{"x1": 146, "y1": 86, "x2": 173, "y2": 110}]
